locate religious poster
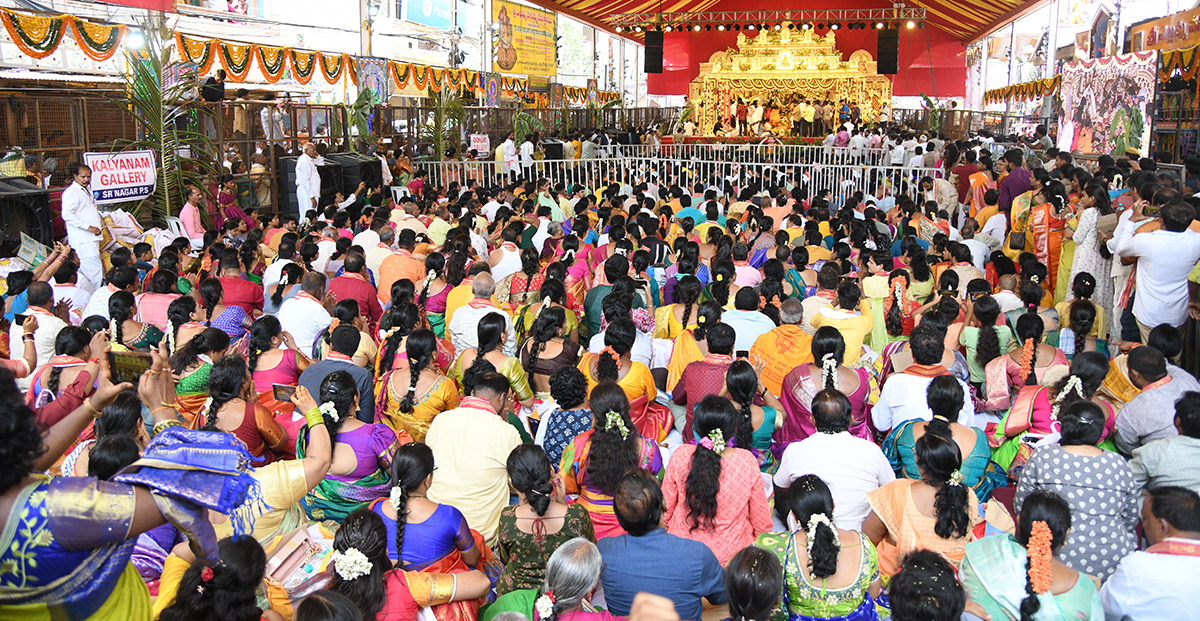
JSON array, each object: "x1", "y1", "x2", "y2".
[
  {"x1": 356, "y1": 57, "x2": 389, "y2": 104},
  {"x1": 484, "y1": 72, "x2": 501, "y2": 107},
  {"x1": 1056, "y1": 51, "x2": 1158, "y2": 157},
  {"x1": 586, "y1": 78, "x2": 598, "y2": 105},
  {"x1": 492, "y1": 0, "x2": 556, "y2": 77}
]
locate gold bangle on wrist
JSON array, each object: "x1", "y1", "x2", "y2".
[
  {"x1": 84, "y1": 399, "x2": 102, "y2": 418},
  {"x1": 304, "y1": 407, "x2": 325, "y2": 428}
]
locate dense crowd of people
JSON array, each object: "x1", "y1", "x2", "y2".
[{"x1": 3, "y1": 126, "x2": 1200, "y2": 621}]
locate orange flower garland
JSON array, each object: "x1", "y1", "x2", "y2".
[
  {"x1": 1027, "y1": 520, "x2": 1054, "y2": 594},
  {"x1": 1018, "y1": 338, "x2": 1035, "y2": 383}
]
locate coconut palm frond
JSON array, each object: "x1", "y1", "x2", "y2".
[
  {"x1": 420, "y1": 88, "x2": 467, "y2": 159},
  {"x1": 114, "y1": 12, "x2": 219, "y2": 224}
]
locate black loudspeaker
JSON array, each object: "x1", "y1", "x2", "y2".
[
  {"x1": 277, "y1": 157, "x2": 343, "y2": 218},
  {"x1": 540, "y1": 140, "x2": 564, "y2": 160},
  {"x1": 645, "y1": 31, "x2": 663, "y2": 73},
  {"x1": 325, "y1": 153, "x2": 383, "y2": 195},
  {"x1": 0, "y1": 177, "x2": 52, "y2": 255},
  {"x1": 877, "y1": 29, "x2": 899, "y2": 75}
]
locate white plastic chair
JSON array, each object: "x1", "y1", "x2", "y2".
[{"x1": 165, "y1": 216, "x2": 203, "y2": 251}]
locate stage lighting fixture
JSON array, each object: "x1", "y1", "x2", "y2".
[
  {"x1": 635, "y1": 26, "x2": 643, "y2": 32},
  {"x1": 762, "y1": 23, "x2": 769, "y2": 30},
  {"x1": 717, "y1": 24, "x2": 726, "y2": 30},
  {"x1": 801, "y1": 23, "x2": 810, "y2": 29},
  {"x1": 875, "y1": 21, "x2": 884, "y2": 29},
  {"x1": 693, "y1": 25, "x2": 702, "y2": 31},
  {"x1": 615, "y1": 26, "x2": 623, "y2": 32},
  {"x1": 787, "y1": 23, "x2": 795, "y2": 30},
  {"x1": 830, "y1": 23, "x2": 840, "y2": 30},
  {"x1": 732, "y1": 24, "x2": 740, "y2": 30},
  {"x1": 815, "y1": 23, "x2": 824, "y2": 30},
  {"x1": 705, "y1": 25, "x2": 712, "y2": 31},
  {"x1": 747, "y1": 23, "x2": 756, "y2": 30},
  {"x1": 773, "y1": 23, "x2": 781, "y2": 30},
  {"x1": 663, "y1": 25, "x2": 672, "y2": 31},
  {"x1": 918, "y1": 21, "x2": 924, "y2": 28}
]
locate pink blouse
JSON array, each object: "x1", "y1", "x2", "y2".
[{"x1": 252, "y1": 350, "x2": 301, "y2": 394}]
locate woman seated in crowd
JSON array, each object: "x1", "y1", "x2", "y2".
[
  {"x1": 654, "y1": 275, "x2": 702, "y2": 340},
  {"x1": 864, "y1": 419, "x2": 981, "y2": 576},
  {"x1": 483, "y1": 538, "x2": 616, "y2": 621},
  {"x1": 135, "y1": 269, "x2": 183, "y2": 329},
  {"x1": 662, "y1": 395, "x2": 772, "y2": 565},
  {"x1": 559, "y1": 381, "x2": 663, "y2": 538},
  {"x1": 984, "y1": 310, "x2": 1068, "y2": 411},
  {"x1": 377, "y1": 329, "x2": 459, "y2": 442},
  {"x1": 883, "y1": 375, "x2": 1006, "y2": 502},
  {"x1": 62, "y1": 390, "x2": 147, "y2": 477},
  {"x1": 960, "y1": 490, "x2": 1104, "y2": 619},
  {"x1": 779, "y1": 327, "x2": 876, "y2": 446},
  {"x1": 991, "y1": 351, "x2": 1117, "y2": 473},
  {"x1": 328, "y1": 509, "x2": 489, "y2": 621},
  {"x1": 497, "y1": 444, "x2": 595, "y2": 595},
  {"x1": 196, "y1": 277, "x2": 250, "y2": 341},
  {"x1": 757, "y1": 474, "x2": 883, "y2": 619},
  {"x1": 578, "y1": 318, "x2": 656, "y2": 404},
  {"x1": 299, "y1": 370, "x2": 405, "y2": 522},
  {"x1": 534, "y1": 366, "x2": 593, "y2": 465},
  {"x1": 264, "y1": 263, "x2": 305, "y2": 315},
  {"x1": 166, "y1": 295, "x2": 205, "y2": 353},
  {"x1": 318, "y1": 300, "x2": 379, "y2": 368},
  {"x1": 168, "y1": 327, "x2": 231, "y2": 423},
  {"x1": 155, "y1": 536, "x2": 281, "y2": 621},
  {"x1": 723, "y1": 359, "x2": 786, "y2": 472},
  {"x1": 419, "y1": 253, "x2": 451, "y2": 338},
  {"x1": 959, "y1": 294, "x2": 1012, "y2": 389},
  {"x1": 108, "y1": 291, "x2": 165, "y2": 352},
  {"x1": 1014, "y1": 401, "x2": 1140, "y2": 580},
  {"x1": 452, "y1": 313, "x2": 534, "y2": 411},
  {"x1": 248, "y1": 315, "x2": 312, "y2": 415},
  {"x1": 26, "y1": 327, "x2": 99, "y2": 409},
  {"x1": 193, "y1": 356, "x2": 288, "y2": 465},
  {"x1": 722, "y1": 546, "x2": 784, "y2": 621},
  {"x1": 519, "y1": 305, "x2": 582, "y2": 400},
  {"x1": 515, "y1": 280, "x2": 580, "y2": 345}
]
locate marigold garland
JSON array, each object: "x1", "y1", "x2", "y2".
[
  {"x1": 1018, "y1": 338, "x2": 1035, "y2": 383},
  {"x1": 69, "y1": 17, "x2": 125, "y2": 62},
  {"x1": 176, "y1": 33, "x2": 216, "y2": 74},
  {"x1": 1027, "y1": 520, "x2": 1054, "y2": 594},
  {"x1": 218, "y1": 42, "x2": 254, "y2": 82},
  {"x1": 1, "y1": 9, "x2": 66, "y2": 59},
  {"x1": 289, "y1": 49, "x2": 316, "y2": 84},
  {"x1": 318, "y1": 52, "x2": 346, "y2": 83},
  {"x1": 255, "y1": 45, "x2": 287, "y2": 82}
]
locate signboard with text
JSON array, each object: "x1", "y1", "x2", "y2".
[
  {"x1": 404, "y1": 0, "x2": 454, "y2": 30},
  {"x1": 492, "y1": 0, "x2": 556, "y2": 77},
  {"x1": 469, "y1": 134, "x2": 491, "y2": 155},
  {"x1": 1130, "y1": 7, "x2": 1200, "y2": 52},
  {"x1": 82, "y1": 150, "x2": 157, "y2": 204}
]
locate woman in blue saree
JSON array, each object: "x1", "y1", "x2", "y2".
[
  {"x1": 0, "y1": 343, "x2": 265, "y2": 621},
  {"x1": 881, "y1": 375, "x2": 1006, "y2": 502}
]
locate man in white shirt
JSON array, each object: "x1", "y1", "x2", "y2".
[
  {"x1": 446, "y1": 273, "x2": 517, "y2": 356},
  {"x1": 501, "y1": 133, "x2": 518, "y2": 179},
  {"x1": 60, "y1": 163, "x2": 103, "y2": 293},
  {"x1": 1115, "y1": 199, "x2": 1200, "y2": 341},
  {"x1": 262, "y1": 237, "x2": 297, "y2": 294},
  {"x1": 50, "y1": 262, "x2": 89, "y2": 325},
  {"x1": 848, "y1": 129, "x2": 867, "y2": 163},
  {"x1": 519, "y1": 137, "x2": 536, "y2": 181},
  {"x1": 773, "y1": 389, "x2": 895, "y2": 529},
  {"x1": 334, "y1": 181, "x2": 366, "y2": 211},
  {"x1": 365, "y1": 227, "x2": 395, "y2": 277},
  {"x1": 81, "y1": 265, "x2": 138, "y2": 320},
  {"x1": 872, "y1": 324, "x2": 974, "y2": 433},
  {"x1": 351, "y1": 216, "x2": 383, "y2": 250},
  {"x1": 722, "y1": 289, "x2": 777, "y2": 355},
  {"x1": 313, "y1": 227, "x2": 339, "y2": 274},
  {"x1": 1100, "y1": 486, "x2": 1200, "y2": 621},
  {"x1": 276, "y1": 271, "x2": 333, "y2": 357},
  {"x1": 992, "y1": 275, "x2": 1024, "y2": 314},
  {"x1": 959, "y1": 219, "x2": 991, "y2": 271},
  {"x1": 9, "y1": 282, "x2": 67, "y2": 390},
  {"x1": 295, "y1": 143, "x2": 321, "y2": 214}
]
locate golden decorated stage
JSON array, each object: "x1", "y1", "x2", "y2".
[{"x1": 690, "y1": 24, "x2": 893, "y2": 134}]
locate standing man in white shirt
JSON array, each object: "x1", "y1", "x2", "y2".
[
  {"x1": 295, "y1": 143, "x2": 321, "y2": 215},
  {"x1": 1115, "y1": 199, "x2": 1200, "y2": 342},
  {"x1": 276, "y1": 271, "x2": 334, "y2": 357},
  {"x1": 501, "y1": 133, "x2": 518, "y2": 180},
  {"x1": 60, "y1": 163, "x2": 103, "y2": 293}
]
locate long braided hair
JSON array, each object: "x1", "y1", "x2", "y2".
[
  {"x1": 378, "y1": 303, "x2": 420, "y2": 375},
  {"x1": 203, "y1": 356, "x2": 248, "y2": 429},
  {"x1": 723, "y1": 360, "x2": 758, "y2": 453},
  {"x1": 197, "y1": 277, "x2": 223, "y2": 326},
  {"x1": 247, "y1": 316, "x2": 282, "y2": 373},
  {"x1": 674, "y1": 275, "x2": 703, "y2": 329},
  {"x1": 466, "y1": 313, "x2": 508, "y2": 381},
  {"x1": 523, "y1": 305, "x2": 565, "y2": 379},
  {"x1": 1016, "y1": 491, "x2": 1072, "y2": 621},
  {"x1": 165, "y1": 295, "x2": 197, "y2": 354},
  {"x1": 398, "y1": 330, "x2": 436, "y2": 413},
  {"x1": 270, "y1": 263, "x2": 305, "y2": 310},
  {"x1": 107, "y1": 291, "x2": 137, "y2": 348},
  {"x1": 388, "y1": 442, "x2": 436, "y2": 568},
  {"x1": 47, "y1": 327, "x2": 91, "y2": 395},
  {"x1": 418, "y1": 253, "x2": 445, "y2": 307}
]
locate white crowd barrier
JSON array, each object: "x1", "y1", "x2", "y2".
[{"x1": 416, "y1": 151, "x2": 944, "y2": 205}]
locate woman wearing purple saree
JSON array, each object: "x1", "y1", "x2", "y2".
[{"x1": 776, "y1": 327, "x2": 876, "y2": 458}]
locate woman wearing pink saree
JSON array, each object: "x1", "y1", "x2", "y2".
[
  {"x1": 776, "y1": 327, "x2": 876, "y2": 459},
  {"x1": 558, "y1": 236, "x2": 592, "y2": 307}
]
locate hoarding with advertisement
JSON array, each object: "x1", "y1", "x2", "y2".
[
  {"x1": 404, "y1": 0, "x2": 455, "y2": 30},
  {"x1": 492, "y1": 0, "x2": 556, "y2": 77},
  {"x1": 1130, "y1": 7, "x2": 1200, "y2": 53},
  {"x1": 83, "y1": 151, "x2": 157, "y2": 204}
]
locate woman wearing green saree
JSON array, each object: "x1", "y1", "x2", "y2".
[{"x1": 298, "y1": 370, "x2": 405, "y2": 523}]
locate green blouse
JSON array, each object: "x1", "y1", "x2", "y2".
[{"x1": 756, "y1": 530, "x2": 880, "y2": 619}]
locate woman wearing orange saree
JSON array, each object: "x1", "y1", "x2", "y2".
[
  {"x1": 967, "y1": 156, "x2": 997, "y2": 219},
  {"x1": 1027, "y1": 179, "x2": 1073, "y2": 294},
  {"x1": 372, "y1": 442, "x2": 502, "y2": 621}
]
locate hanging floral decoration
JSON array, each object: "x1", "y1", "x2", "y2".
[
  {"x1": 255, "y1": 45, "x2": 287, "y2": 82},
  {"x1": 218, "y1": 42, "x2": 254, "y2": 82},
  {"x1": 289, "y1": 49, "x2": 316, "y2": 84},
  {"x1": 69, "y1": 17, "x2": 126, "y2": 62}
]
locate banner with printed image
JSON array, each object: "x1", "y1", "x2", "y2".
[
  {"x1": 1056, "y1": 51, "x2": 1157, "y2": 157},
  {"x1": 492, "y1": 0, "x2": 556, "y2": 77}
]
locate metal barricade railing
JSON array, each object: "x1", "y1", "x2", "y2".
[{"x1": 415, "y1": 154, "x2": 942, "y2": 205}]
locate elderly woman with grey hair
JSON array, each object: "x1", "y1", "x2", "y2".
[{"x1": 481, "y1": 538, "x2": 618, "y2": 621}]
